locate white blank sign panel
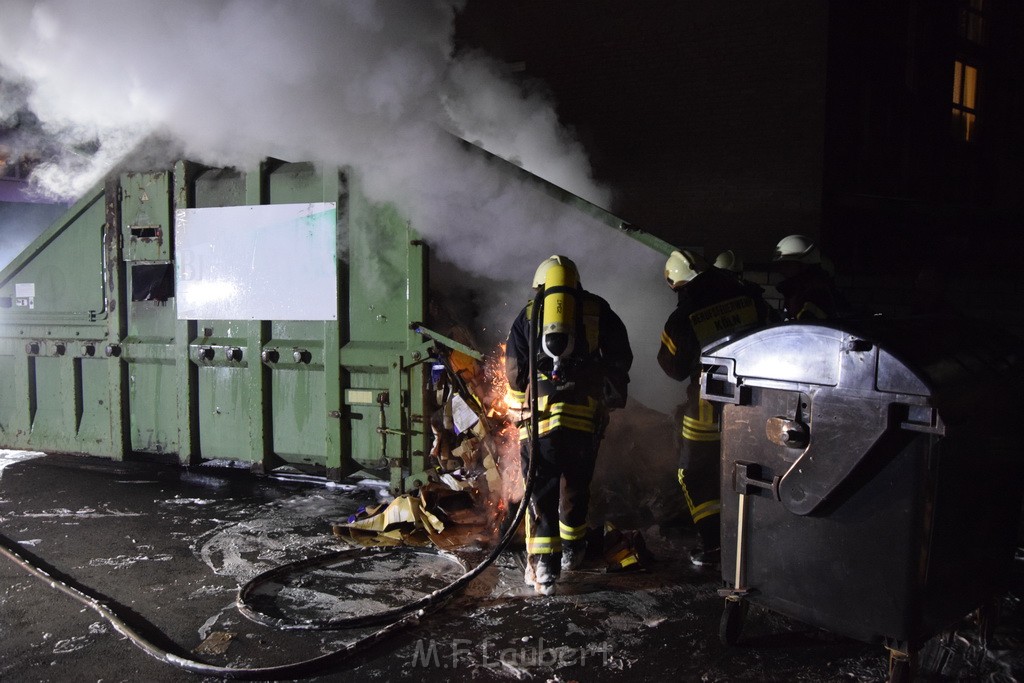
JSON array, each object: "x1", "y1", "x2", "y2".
[{"x1": 175, "y1": 203, "x2": 337, "y2": 321}]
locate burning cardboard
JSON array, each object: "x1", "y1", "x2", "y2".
[{"x1": 334, "y1": 340, "x2": 517, "y2": 551}]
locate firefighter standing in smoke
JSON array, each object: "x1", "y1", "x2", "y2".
[
  {"x1": 658, "y1": 250, "x2": 771, "y2": 567},
  {"x1": 505, "y1": 255, "x2": 632, "y2": 595}
]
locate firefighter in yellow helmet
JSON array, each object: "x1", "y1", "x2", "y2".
[
  {"x1": 658, "y1": 249, "x2": 771, "y2": 567},
  {"x1": 772, "y1": 234, "x2": 852, "y2": 320},
  {"x1": 506, "y1": 255, "x2": 633, "y2": 595}
]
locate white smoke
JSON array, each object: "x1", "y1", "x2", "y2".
[
  {"x1": 0, "y1": 0, "x2": 680, "y2": 413},
  {"x1": 441, "y1": 52, "x2": 612, "y2": 207}
]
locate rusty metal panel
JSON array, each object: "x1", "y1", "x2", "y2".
[{"x1": 122, "y1": 172, "x2": 172, "y2": 262}]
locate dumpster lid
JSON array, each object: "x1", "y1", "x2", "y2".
[
  {"x1": 701, "y1": 314, "x2": 1024, "y2": 401},
  {"x1": 702, "y1": 315, "x2": 1024, "y2": 516}
]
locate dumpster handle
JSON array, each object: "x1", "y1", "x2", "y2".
[
  {"x1": 720, "y1": 491, "x2": 752, "y2": 600},
  {"x1": 700, "y1": 359, "x2": 742, "y2": 405},
  {"x1": 734, "y1": 492, "x2": 747, "y2": 591}
]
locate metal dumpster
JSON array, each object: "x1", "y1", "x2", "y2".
[
  {"x1": 0, "y1": 160, "x2": 441, "y2": 492},
  {"x1": 700, "y1": 316, "x2": 1024, "y2": 677},
  {"x1": 0, "y1": 151, "x2": 674, "y2": 495}
]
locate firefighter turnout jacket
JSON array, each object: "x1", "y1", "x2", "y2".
[
  {"x1": 658, "y1": 267, "x2": 771, "y2": 381},
  {"x1": 506, "y1": 290, "x2": 632, "y2": 440}
]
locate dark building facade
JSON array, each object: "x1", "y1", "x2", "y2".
[
  {"x1": 823, "y1": 0, "x2": 1024, "y2": 276},
  {"x1": 455, "y1": 0, "x2": 1024, "y2": 283}
]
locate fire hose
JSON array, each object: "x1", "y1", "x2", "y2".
[{"x1": 0, "y1": 291, "x2": 544, "y2": 679}]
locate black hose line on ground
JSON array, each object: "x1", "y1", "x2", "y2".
[
  {"x1": 236, "y1": 546, "x2": 471, "y2": 630},
  {"x1": 0, "y1": 293, "x2": 544, "y2": 679},
  {"x1": 0, "y1": 432, "x2": 538, "y2": 679}
]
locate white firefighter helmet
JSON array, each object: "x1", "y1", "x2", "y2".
[
  {"x1": 773, "y1": 234, "x2": 821, "y2": 264},
  {"x1": 714, "y1": 249, "x2": 743, "y2": 273},
  {"x1": 664, "y1": 249, "x2": 706, "y2": 289},
  {"x1": 533, "y1": 254, "x2": 579, "y2": 289}
]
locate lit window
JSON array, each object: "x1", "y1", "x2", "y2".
[{"x1": 951, "y1": 60, "x2": 978, "y2": 141}]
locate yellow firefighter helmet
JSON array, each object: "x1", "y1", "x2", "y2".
[
  {"x1": 533, "y1": 254, "x2": 579, "y2": 289},
  {"x1": 664, "y1": 249, "x2": 707, "y2": 289}
]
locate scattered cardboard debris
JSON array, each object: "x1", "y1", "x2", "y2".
[
  {"x1": 193, "y1": 630, "x2": 235, "y2": 655},
  {"x1": 333, "y1": 343, "x2": 515, "y2": 552},
  {"x1": 332, "y1": 495, "x2": 445, "y2": 547}
]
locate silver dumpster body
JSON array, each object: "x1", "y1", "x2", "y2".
[{"x1": 701, "y1": 316, "x2": 1024, "y2": 651}]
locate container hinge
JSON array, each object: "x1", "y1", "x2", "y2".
[{"x1": 765, "y1": 416, "x2": 809, "y2": 448}]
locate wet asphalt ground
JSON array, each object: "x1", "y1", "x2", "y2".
[{"x1": 1, "y1": 450, "x2": 1022, "y2": 682}]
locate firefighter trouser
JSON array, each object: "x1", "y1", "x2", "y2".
[
  {"x1": 678, "y1": 378, "x2": 722, "y2": 548},
  {"x1": 520, "y1": 428, "x2": 599, "y2": 562}
]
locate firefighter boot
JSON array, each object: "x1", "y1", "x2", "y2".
[
  {"x1": 561, "y1": 540, "x2": 587, "y2": 571},
  {"x1": 690, "y1": 515, "x2": 721, "y2": 569},
  {"x1": 689, "y1": 544, "x2": 721, "y2": 568},
  {"x1": 524, "y1": 554, "x2": 559, "y2": 595}
]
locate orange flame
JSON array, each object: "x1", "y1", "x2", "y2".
[{"x1": 482, "y1": 342, "x2": 515, "y2": 418}]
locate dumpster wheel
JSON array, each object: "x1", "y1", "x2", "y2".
[{"x1": 719, "y1": 596, "x2": 748, "y2": 646}]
